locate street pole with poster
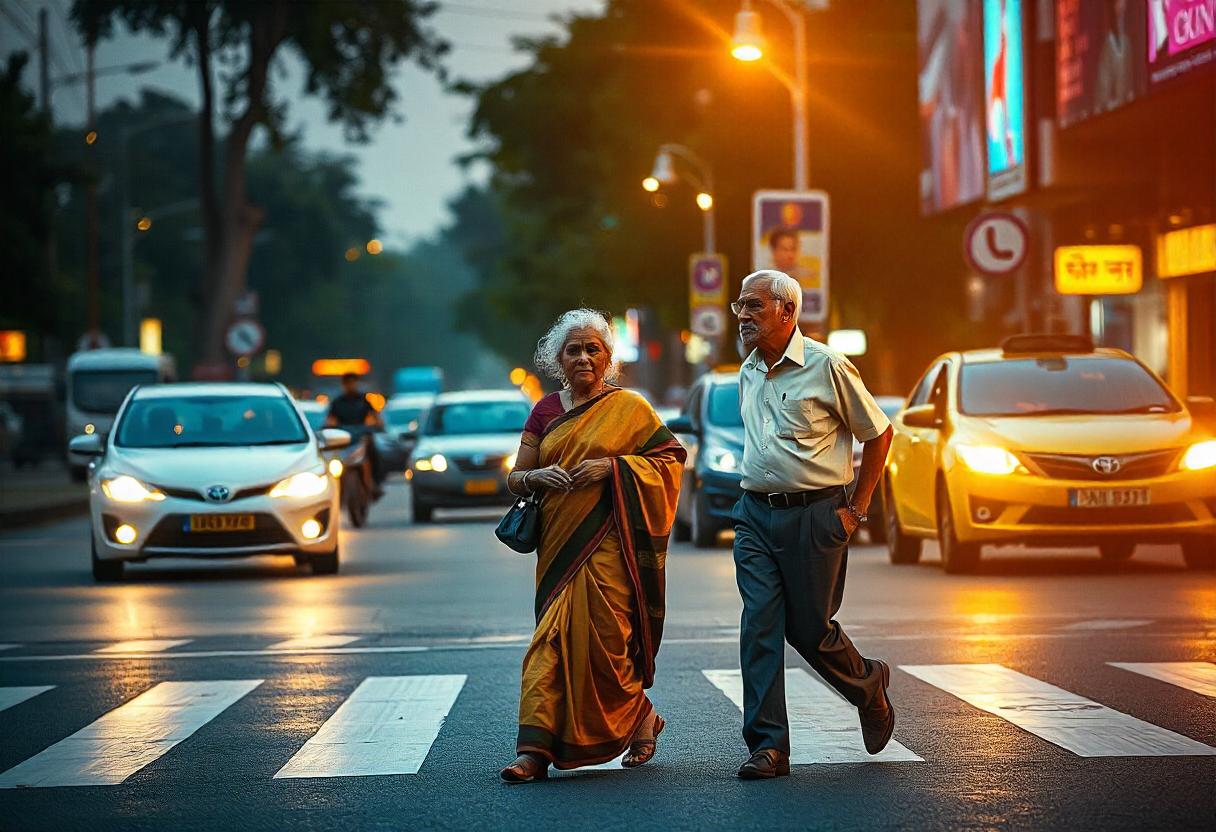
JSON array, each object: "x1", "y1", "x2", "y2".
[
  {"x1": 689, "y1": 253, "x2": 728, "y2": 366},
  {"x1": 752, "y1": 190, "x2": 829, "y2": 337}
]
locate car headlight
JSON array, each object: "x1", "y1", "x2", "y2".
[
  {"x1": 415, "y1": 453, "x2": 447, "y2": 473},
  {"x1": 706, "y1": 446, "x2": 739, "y2": 473},
  {"x1": 955, "y1": 444, "x2": 1023, "y2": 475},
  {"x1": 503, "y1": 452, "x2": 518, "y2": 471},
  {"x1": 1180, "y1": 439, "x2": 1216, "y2": 472},
  {"x1": 269, "y1": 470, "x2": 328, "y2": 498},
  {"x1": 101, "y1": 475, "x2": 165, "y2": 503}
]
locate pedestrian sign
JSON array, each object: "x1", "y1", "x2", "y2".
[
  {"x1": 689, "y1": 253, "x2": 728, "y2": 339},
  {"x1": 963, "y1": 212, "x2": 1028, "y2": 276}
]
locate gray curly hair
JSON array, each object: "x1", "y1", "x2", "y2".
[{"x1": 534, "y1": 308, "x2": 620, "y2": 387}]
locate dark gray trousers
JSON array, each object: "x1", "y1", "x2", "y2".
[{"x1": 731, "y1": 489, "x2": 884, "y2": 755}]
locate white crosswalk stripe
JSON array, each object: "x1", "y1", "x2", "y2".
[
  {"x1": 0, "y1": 680, "x2": 263, "y2": 788},
  {"x1": 94, "y1": 639, "x2": 193, "y2": 654},
  {"x1": 274, "y1": 675, "x2": 466, "y2": 779},
  {"x1": 703, "y1": 669, "x2": 923, "y2": 764},
  {"x1": 265, "y1": 635, "x2": 361, "y2": 650},
  {"x1": 1109, "y1": 662, "x2": 1216, "y2": 698},
  {"x1": 901, "y1": 663, "x2": 1216, "y2": 757},
  {"x1": 0, "y1": 644, "x2": 19, "y2": 652},
  {"x1": 0, "y1": 686, "x2": 54, "y2": 713}
]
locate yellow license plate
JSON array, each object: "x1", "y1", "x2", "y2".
[
  {"x1": 463, "y1": 479, "x2": 499, "y2": 495},
  {"x1": 1069, "y1": 488, "x2": 1151, "y2": 508},
  {"x1": 188, "y1": 514, "x2": 255, "y2": 532}
]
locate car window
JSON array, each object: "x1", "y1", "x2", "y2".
[
  {"x1": 301, "y1": 408, "x2": 326, "y2": 430},
  {"x1": 707, "y1": 383, "x2": 743, "y2": 428},
  {"x1": 385, "y1": 407, "x2": 424, "y2": 431},
  {"x1": 72, "y1": 370, "x2": 159, "y2": 413},
  {"x1": 958, "y1": 357, "x2": 1179, "y2": 417},
  {"x1": 117, "y1": 395, "x2": 309, "y2": 448},
  {"x1": 425, "y1": 401, "x2": 529, "y2": 435},
  {"x1": 907, "y1": 362, "x2": 943, "y2": 408},
  {"x1": 684, "y1": 383, "x2": 704, "y2": 432}
]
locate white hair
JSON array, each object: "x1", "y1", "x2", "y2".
[
  {"x1": 534, "y1": 308, "x2": 620, "y2": 387},
  {"x1": 741, "y1": 269, "x2": 802, "y2": 321}
]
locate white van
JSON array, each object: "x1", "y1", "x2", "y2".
[{"x1": 66, "y1": 349, "x2": 176, "y2": 479}]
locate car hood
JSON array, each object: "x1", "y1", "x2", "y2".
[
  {"x1": 704, "y1": 424, "x2": 745, "y2": 451},
  {"x1": 109, "y1": 444, "x2": 320, "y2": 488},
  {"x1": 413, "y1": 433, "x2": 520, "y2": 457},
  {"x1": 956, "y1": 411, "x2": 1198, "y2": 454}
]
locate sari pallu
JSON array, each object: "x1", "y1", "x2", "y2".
[{"x1": 516, "y1": 388, "x2": 685, "y2": 768}]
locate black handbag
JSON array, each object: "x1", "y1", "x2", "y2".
[{"x1": 495, "y1": 492, "x2": 541, "y2": 553}]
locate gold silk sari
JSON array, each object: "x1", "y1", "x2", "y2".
[{"x1": 515, "y1": 388, "x2": 686, "y2": 768}]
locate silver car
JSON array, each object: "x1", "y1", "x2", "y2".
[
  {"x1": 406, "y1": 390, "x2": 531, "y2": 523},
  {"x1": 70, "y1": 382, "x2": 350, "y2": 581}
]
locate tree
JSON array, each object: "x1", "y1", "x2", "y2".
[{"x1": 71, "y1": 0, "x2": 447, "y2": 367}]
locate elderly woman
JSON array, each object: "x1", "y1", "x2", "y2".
[{"x1": 499, "y1": 309, "x2": 686, "y2": 783}]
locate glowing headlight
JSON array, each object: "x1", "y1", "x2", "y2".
[
  {"x1": 269, "y1": 471, "x2": 328, "y2": 498},
  {"x1": 415, "y1": 454, "x2": 447, "y2": 473},
  {"x1": 955, "y1": 445, "x2": 1022, "y2": 475},
  {"x1": 327, "y1": 458, "x2": 344, "y2": 478},
  {"x1": 504, "y1": 452, "x2": 518, "y2": 471},
  {"x1": 706, "y1": 446, "x2": 739, "y2": 473},
  {"x1": 101, "y1": 475, "x2": 165, "y2": 503},
  {"x1": 1180, "y1": 439, "x2": 1216, "y2": 472}
]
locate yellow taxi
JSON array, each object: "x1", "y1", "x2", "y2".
[{"x1": 884, "y1": 334, "x2": 1216, "y2": 573}]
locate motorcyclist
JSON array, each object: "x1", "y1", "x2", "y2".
[{"x1": 325, "y1": 372, "x2": 385, "y2": 498}]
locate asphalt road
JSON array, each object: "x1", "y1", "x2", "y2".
[{"x1": 0, "y1": 480, "x2": 1213, "y2": 831}]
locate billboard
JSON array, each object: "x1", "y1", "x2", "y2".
[
  {"x1": 917, "y1": 0, "x2": 986, "y2": 215},
  {"x1": 984, "y1": 0, "x2": 1027, "y2": 200},
  {"x1": 1148, "y1": 0, "x2": 1216, "y2": 84},
  {"x1": 1057, "y1": 0, "x2": 1149, "y2": 126},
  {"x1": 751, "y1": 191, "x2": 830, "y2": 325}
]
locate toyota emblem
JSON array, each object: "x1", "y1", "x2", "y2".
[
  {"x1": 472, "y1": 454, "x2": 486, "y2": 467},
  {"x1": 206, "y1": 484, "x2": 232, "y2": 502},
  {"x1": 1091, "y1": 456, "x2": 1121, "y2": 475}
]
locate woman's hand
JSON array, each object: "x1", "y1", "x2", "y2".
[
  {"x1": 527, "y1": 465, "x2": 574, "y2": 493},
  {"x1": 569, "y1": 458, "x2": 613, "y2": 488}
]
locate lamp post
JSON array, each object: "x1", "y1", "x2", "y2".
[
  {"x1": 731, "y1": 0, "x2": 828, "y2": 190},
  {"x1": 644, "y1": 143, "x2": 716, "y2": 253}
]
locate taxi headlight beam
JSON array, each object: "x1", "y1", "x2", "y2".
[
  {"x1": 1180, "y1": 439, "x2": 1216, "y2": 472},
  {"x1": 955, "y1": 445, "x2": 1022, "y2": 475},
  {"x1": 269, "y1": 471, "x2": 328, "y2": 498},
  {"x1": 101, "y1": 475, "x2": 166, "y2": 503}
]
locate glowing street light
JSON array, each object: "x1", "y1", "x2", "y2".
[
  {"x1": 642, "y1": 176, "x2": 660, "y2": 192},
  {"x1": 643, "y1": 144, "x2": 716, "y2": 253},
  {"x1": 731, "y1": 4, "x2": 765, "y2": 61},
  {"x1": 366, "y1": 239, "x2": 383, "y2": 255},
  {"x1": 696, "y1": 192, "x2": 714, "y2": 212},
  {"x1": 136, "y1": 216, "x2": 152, "y2": 232}
]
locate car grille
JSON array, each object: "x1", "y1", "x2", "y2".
[
  {"x1": 1022, "y1": 449, "x2": 1181, "y2": 481},
  {"x1": 144, "y1": 513, "x2": 293, "y2": 548},
  {"x1": 1020, "y1": 503, "x2": 1193, "y2": 526},
  {"x1": 453, "y1": 454, "x2": 507, "y2": 473},
  {"x1": 154, "y1": 482, "x2": 275, "y2": 502}
]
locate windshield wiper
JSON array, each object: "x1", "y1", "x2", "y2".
[{"x1": 244, "y1": 439, "x2": 308, "y2": 446}]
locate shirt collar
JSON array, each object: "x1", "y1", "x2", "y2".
[{"x1": 745, "y1": 327, "x2": 805, "y2": 373}]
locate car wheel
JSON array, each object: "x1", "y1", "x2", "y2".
[
  {"x1": 344, "y1": 476, "x2": 368, "y2": 528},
  {"x1": 885, "y1": 479, "x2": 921, "y2": 565},
  {"x1": 691, "y1": 495, "x2": 717, "y2": 548},
  {"x1": 1099, "y1": 540, "x2": 1137, "y2": 563},
  {"x1": 866, "y1": 490, "x2": 889, "y2": 545},
  {"x1": 91, "y1": 538, "x2": 123, "y2": 582},
  {"x1": 1181, "y1": 538, "x2": 1215, "y2": 571},
  {"x1": 936, "y1": 480, "x2": 980, "y2": 574},
  {"x1": 412, "y1": 493, "x2": 434, "y2": 524},
  {"x1": 672, "y1": 516, "x2": 691, "y2": 543},
  {"x1": 311, "y1": 546, "x2": 339, "y2": 575}
]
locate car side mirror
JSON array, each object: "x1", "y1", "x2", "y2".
[
  {"x1": 667, "y1": 415, "x2": 696, "y2": 435},
  {"x1": 901, "y1": 404, "x2": 940, "y2": 430},
  {"x1": 68, "y1": 434, "x2": 103, "y2": 456},
  {"x1": 319, "y1": 428, "x2": 352, "y2": 450},
  {"x1": 1187, "y1": 395, "x2": 1216, "y2": 431}
]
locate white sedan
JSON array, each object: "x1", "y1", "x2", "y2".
[{"x1": 69, "y1": 382, "x2": 350, "y2": 581}]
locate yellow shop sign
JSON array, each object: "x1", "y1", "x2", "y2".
[
  {"x1": 1157, "y1": 224, "x2": 1216, "y2": 279},
  {"x1": 1054, "y1": 245, "x2": 1142, "y2": 295}
]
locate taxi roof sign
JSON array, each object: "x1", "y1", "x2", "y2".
[
  {"x1": 1000, "y1": 333, "x2": 1095, "y2": 355},
  {"x1": 311, "y1": 358, "x2": 371, "y2": 376}
]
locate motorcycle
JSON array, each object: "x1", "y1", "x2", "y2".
[{"x1": 333, "y1": 426, "x2": 383, "y2": 528}]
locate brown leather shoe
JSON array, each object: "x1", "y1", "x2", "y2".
[
  {"x1": 859, "y1": 659, "x2": 895, "y2": 755},
  {"x1": 736, "y1": 748, "x2": 790, "y2": 779}
]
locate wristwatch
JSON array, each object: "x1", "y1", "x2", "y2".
[{"x1": 844, "y1": 503, "x2": 868, "y2": 524}]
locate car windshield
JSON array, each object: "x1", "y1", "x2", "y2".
[
  {"x1": 72, "y1": 369, "x2": 159, "y2": 413},
  {"x1": 959, "y1": 358, "x2": 1178, "y2": 417},
  {"x1": 301, "y1": 408, "x2": 326, "y2": 430},
  {"x1": 385, "y1": 407, "x2": 424, "y2": 431},
  {"x1": 707, "y1": 384, "x2": 743, "y2": 428},
  {"x1": 425, "y1": 400, "x2": 529, "y2": 436},
  {"x1": 116, "y1": 395, "x2": 309, "y2": 448}
]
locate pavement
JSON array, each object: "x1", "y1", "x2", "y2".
[
  {"x1": 0, "y1": 463, "x2": 88, "y2": 530},
  {"x1": 0, "y1": 481, "x2": 1212, "y2": 831}
]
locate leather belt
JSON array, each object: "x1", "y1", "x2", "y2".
[{"x1": 746, "y1": 487, "x2": 841, "y2": 508}]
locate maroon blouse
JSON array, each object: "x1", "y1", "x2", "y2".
[{"x1": 523, "y1": 392, "x2": 565, "y2": 437}]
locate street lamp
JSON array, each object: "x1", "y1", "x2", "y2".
[
  {"x1": 731, "y1": 0, "x2": 829, "y2": 190},
  {"x1": 642, "y1": 143, "x2": 716, "y2": 253}
]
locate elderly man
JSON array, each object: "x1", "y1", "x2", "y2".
[{"x1": 729, "y1": 269, "x2": 895, "y2": 780}]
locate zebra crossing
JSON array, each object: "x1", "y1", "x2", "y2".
[{"x1": 0, "y1": 662, "x2": 1211, "y2": 789}]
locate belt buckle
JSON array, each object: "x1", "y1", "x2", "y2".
[{"x1": 767, "y1": 492, "x2": 788, "y2": 508}]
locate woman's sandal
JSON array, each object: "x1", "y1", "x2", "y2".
[
  {"x1": 499, "y1": 753, "x2": 549, "y2": 783},
  {"x1": 621, "y1": 713, "x2": 666, "y2": 769}
]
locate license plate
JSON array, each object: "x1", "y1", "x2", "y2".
[
  {"x1": 463, "y1": 479, "x2": 499, "y2": 495},
  {"x1": 1068, "y1": 488, "x2": 1151, "y2": 508},
  {"x1": 188, "y1": 514, "x2": 255, "y2": 532}
]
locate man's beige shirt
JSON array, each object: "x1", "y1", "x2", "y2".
[{"x1": 739, "y1": 328, "x2": 891, "y2": 493}]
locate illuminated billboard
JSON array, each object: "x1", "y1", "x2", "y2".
[
  {"x1": 984, "y1": 0, "x2": 1027, "y2": 200},
  {"x1": 917, "y1": 0, "x2": 986, "y2": 215},
  {"x1": 1148, "y1": 0, "x2": 1216, "y2": 85},
  {"x1": 1057, "y1": 0, "x2": 1149, "y2": 126}
]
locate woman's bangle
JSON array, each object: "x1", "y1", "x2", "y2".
[{"x1": 522, "y1": 469, "x2": 536, "y2": 493}]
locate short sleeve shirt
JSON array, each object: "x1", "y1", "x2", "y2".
[
  {"x1": 739, "y1": 329, "x2": 891, "y2": 492},
  {"x1": 327, "y1": 393, "x2": 374, "y2": 426}
]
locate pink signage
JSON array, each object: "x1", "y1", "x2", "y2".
[{"x1": 1148, "y1": 0, "x2": 1216, "y2": 83}]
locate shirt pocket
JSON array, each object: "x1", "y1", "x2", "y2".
[{"x1": 775, "y1": 397, "x2": 832, "y2": 440}]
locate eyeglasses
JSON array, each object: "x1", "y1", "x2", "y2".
[{"x1": 730, "y1": 297, "x2": 779, "y2": 316}]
